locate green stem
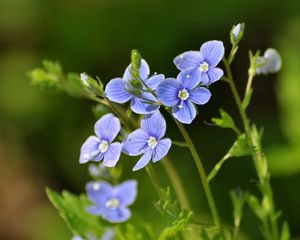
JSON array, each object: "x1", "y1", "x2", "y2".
[
  {"x1": 145, "y1": 164, "x2": 162, "y2": 198},
  {"x1": 223, "y1": 58, "x2": 280, "y2": 240},
  {"x1": 161, "y1": 157, "x2": 191, "y2": 210},
  {"x1": 173, "y1": 119, "x2": 221, "y2": 229}
]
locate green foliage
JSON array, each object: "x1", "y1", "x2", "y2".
[
  {"x1": 155, "y1": 188, "x2": 193, "y2": 240},
  {"x1": 242, "y1": 88, "x2": 253, "y2": 110},
  {"x1": 208, "y1": 134, "x2": 254, "y2": 181},
  {"x1": 46, "y1": 188, "x2": 105, "y2": 239},
  {"x1": 280, "y1": 222, "x2": 290, "y2": 240},
  {"x1": 267, "y1": 19, "x2": 300, "y2": 176},
  {"x1": 230, "y1": 190, "x2": 248, "y2": 239},
  {"x1": 28, "y1": 60, "x2": 104, "y2": 99},
  {"x1": 227, "y1": 134, "x2": 255, "y2": 157},
  {"x1": 211, "y1": 109, "x2": 240, "y2": 134}
]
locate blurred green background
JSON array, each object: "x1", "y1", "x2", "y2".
[{"x1": 1, "y1": 0, "x2": 300, "y2": 239}]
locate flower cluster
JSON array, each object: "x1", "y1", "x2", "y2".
[{"x1": 79, "y1": 41, "x2": 225, "y2": 224}]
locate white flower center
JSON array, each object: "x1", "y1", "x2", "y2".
[
  {"x1": 178, "y1": 88, "x2": 189, "y2": 101},
  {"x1": 147, "y1": 136, "x2": 157, "y2": 149},
  {"x1": 93, "y1": 183, "x2": 101, "y2": 191},
  {"x1": 200, "y1": 62, "x2": 209, "y2": 72},
  {"x1": 105, "y1": 198, "x2": 120, "y2": 209},
  {"x1": 98, "y1": 140, "x2": 109, "y2": 153}
]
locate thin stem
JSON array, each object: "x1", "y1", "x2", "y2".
[
  {"x1": 162, "y1": 157, "x2": 191, "y2": 210},
  {"x1": 173, "y1": 119, "x2": 221, "y2": 229},
  {"x1": 172, "y1": 141, "x2": 189, "y2": 148},
  {"x1": 223, "y1": 58, "x2": 280, "y2": 240},
  {"x1": 145, "y1": 164, "x2": 162, "y2": 198}
]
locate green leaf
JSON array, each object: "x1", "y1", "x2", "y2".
[
  {"x1": 46, "y1": 188, "x2": 105, "y2": 238},
  {"x1": 28, "y1": 60, "x2": 104, "y2": 98},
  {"x1": 155, "y1": 188, "x2": 193, "y2": 240},
  {"x1": 230, "y1": 189, "x2": 248, "y2": 235},
  {"x1": 280, "y1": 221, "x2": 290, "y2": 240},
  {"x1": 211, "y1": 109, "x2": 240, "y2": 134},
  {"x1": 247, "y1": 194, "x2": 265, "y2": 220},
  {"x1": 242, "y1": 88, "x2": 253, "y2": 110},
  {"x1": 227, "y1": 134, "x2": 255, "y2": 157},
  {"x1": 208, "y1": 134, "x2": 255, "y2": 182}
]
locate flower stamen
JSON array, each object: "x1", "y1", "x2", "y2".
[
  {"x1": 105, "y1": 198, "x2": 120, "y2": 209},
  {"x1": 99, "y1": 140, "x2": 109, "y2": 153},
  {"x1": 200, "y1": 62, "x2": 209, "y2": 72},
  {"x1": 178, "y1": 89, "x2": 189, "y2": 101},
  {"x1": 147, "y1": 136, "x2": 157, "y2": 149}
]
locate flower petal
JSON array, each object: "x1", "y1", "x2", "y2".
[
  {"x1": 122, "y1": 129, "x2": 149, "y2": 156},
  {"x1": 145, "y1": 74, "x2": 165, "y2": 90},
  {"x1": 173, "y1": 51, "x2": 202, "y2": 70},
  {"x1": 177, "y1": 68, "x2": 201, "y2": 90},
  {"x1": 86, "y1": 205, "x2": 106, "y2": 216},
  {"x1": 172, "y1": 100, "x2": 196, "y2": 124},
  {"x1": 201, "y1": 67, "x2": 223, "y2": 85},
  {"x1": 86, "y1": 181, "x2": 113, "y2": 205},
  {"x1": 132, "y1": 151, "x2": 152, "y2": 171},
  {"x1": 200, "y1": 40, "x2": 224, "y2": 67},
  {"x1": 130, "y1": 96, "x2": 159, "y2": 114},
  {"x1": 156, "y1": 78, "x2": 180, "y2": 107},
  {"x1": 103, "y1": 142, "x2": 122, "y2": 167},
  {"x1": 105, "y1": 78, "x2": 132, "y2": 103},
  {"x1": 79, "y1": 136, "x2": 100, "y2": 164},
  {"x1": 152, "y1": 138, "x2": 172, "y2": 162},
  {"x1": 189, "y1": 87, "x2": 211, "y2": 105},
  {"x1": 123, "y1": 59, "x2": 150, "y2": 81},
  {"x1": 114, "y1": 180, "x2": 137, "y2": 206},
  {"x1": 141, "y1": 111, "x2": 166, "y2": 139},
  {"x1": 103, "y1": 208, "x2": 131, "y2": 223},
  {"x1": 94, "y1": 114, "x2": 121, "y2": 142}
]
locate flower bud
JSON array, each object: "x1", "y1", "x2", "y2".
[{"x1": 230, "y1": 23, "x2": 245, "y2": 45}]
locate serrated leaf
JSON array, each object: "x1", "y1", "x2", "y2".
[
  {"x1": 155, "y1": 188, "x2": 193, "y2": 240},
  {"x1": 46, "y1": 188, "x2": 104, "y2": 238},
  {"x1": 228, "y1": 134, "x2": 255, "y2": 157},
  {"x1": 211, "y1": 109, "x2": 239, "y2": 134}
]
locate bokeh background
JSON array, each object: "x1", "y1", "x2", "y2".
[{"x1": 1, "y1": 0, "x2": 300, "y2": 239}]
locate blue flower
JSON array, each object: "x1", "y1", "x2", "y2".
[
  {"x1": 156, "y1": 69, "x2": 211, "y2": 124},
  {"x1": 173, "y1": 40, "x2": 225, "y2": 85},
  {"x1": 105, "y1": 59, "x2": 164, "y2": 114},
  {"x1": 71, "y1": 228, "x2": 115, "y2": 240},
  {"x1": 86, "y1": 180, "x2": 137, "y2": 223},
  {"x1": 256, "y1": 48, "x2": 282, "y2": 75},
  {"x1": 122, "y1": 112, "x2": 172, "y2": 171},
  {"x1": 80, "y1": 114, "x2": 122, "y2": 167}
]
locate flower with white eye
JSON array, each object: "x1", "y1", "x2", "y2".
[
  {"x1": 86, "y1": 180, "x2": 137, "y2": 223},
  {"x1": 80, "y1": 114, "x2": 122, "y2": 167}
]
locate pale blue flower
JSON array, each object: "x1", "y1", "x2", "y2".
[
  {"x1": 105, "y1": 59, "x2": 164, "y2": 114},
  {"x1": 86, "y1": 180, "x2": 137, "y2": 223},
  {"x1": 256, "y1": 48, "x2": 282, "y2": 75},
  {"x1": 156, "y1": 69, "x2": 211, "y2": 124},
  {"x1": 173, "y1": 40, "x2": 225, "y2": 85},
  {"x1": 122, "y1": 112, "x2": 171, "y2": 171},
  {"x1": 80, "y1": 114, "x2": 122, "y2": 167},
  {"x1": 72, "y1": 228, "x2": 115, "y2": 240}
]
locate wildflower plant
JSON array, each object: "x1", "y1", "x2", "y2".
[{"x1": 30, "y1": 23, "x2": 291, "y2": 240}]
